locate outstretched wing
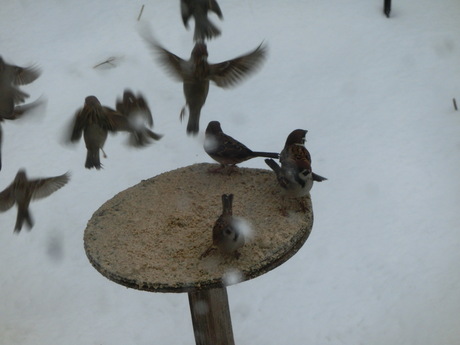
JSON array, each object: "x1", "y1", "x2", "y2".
[
  {"x1": 209, "y1": 42, "x2": 267, "y2": 88},
  {"x1": 0, "y1": 184, "x2": 15, "y2": 212},
  {"x1": 30, "y1": 172, "x2": 70, "y2": 201}
]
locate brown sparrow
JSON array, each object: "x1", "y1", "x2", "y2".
[
  {"x1": 115, "y1": 89, "x2": 163, "y2": 147},
  {"x1": 180, "y1": 0, "x2": 223, "y2": 41},
  {"x1": 0, "y1": 169, "x2": 70, "y2": 233},
  {"x1": 265, "y1": 129, "x2": 326, "y2": 212},
  {"x1": 0, "y1": 97, "x2": 45, "y2": 171},
  {"x1": 69, "y1": 96, "x2": 133, "y2": 169},
  {"x1": 200, "y1": 194, "x2": 245, "y2": 259},
  {"x1": 204, "y1": 121, "x2": 279, "y2": 172},
  {"x1": 143, "y1": 36, "x2": 267, "y2": 135}
]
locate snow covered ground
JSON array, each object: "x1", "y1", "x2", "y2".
[{"x1": 1, "y1": 0, "x2": 460, "y2": 344}]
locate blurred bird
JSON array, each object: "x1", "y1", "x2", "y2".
[
  {"x1": 200, "y1": 194, "x2": 245, "y2": 259},
  {"x1": 265, "y1": 129, "x2": 326, "y2": 212},
  {"x1": 0, "y1": 169, "x2": 70, "y2": 233},
  {"x1": 115, "y1": 89, "x2": 163, "y2": 146},
  {"x1": 0, "y1": 56, "x2": 41, "y2": 86},
  {"x1": 180, "y1": 0, "x2": 223, "y2": 41},
  {"x1": 0, "y1": 97, "x2": 45, "y2": 171},
  {"x1": 143, "y1": 36, "x2": 267, "y2": 135},
  {"x1": 204, "y1": 120, "x2": 279, "y2": 172},
  {"x1": 69, "y1": 96, "x2": 134, "y2": 169},
  {"x1": 0, "y1": 57, "x2": 43, "y2": 171}
]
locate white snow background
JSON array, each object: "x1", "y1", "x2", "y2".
[{"x1": 1, "y1": 0, "x2": 460, "y2": 344}]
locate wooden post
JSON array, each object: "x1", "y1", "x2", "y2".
[
  {"x1": 384, "y1": 0, "x2": 391, "y2": 18},
  {"x1": 188, "y1": 287, "x2": 235, "y2": 345}
]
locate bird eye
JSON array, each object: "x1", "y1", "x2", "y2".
[{"x1": 225, "y1": 229, "x2": 232, "y2": 235}]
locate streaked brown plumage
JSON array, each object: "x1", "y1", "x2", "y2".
[
  {"x1": 0, "y1": 169, "x2": 70, "y2": 233},
  {"x1": 142, "y1": 35, "x2": 267, "y2": 135},
  {"x1": 204, "y1": 121, "x2": 279, "y2": 171},
  {"x1": 180, "y1": 0, "x2": 223, "y2": 41},
  {"x1": 265, "y1": 129, "x2": 326, "y2": 213},
  {"x1": 115, "y1": 89, "x2": 163, "y2": 147}
]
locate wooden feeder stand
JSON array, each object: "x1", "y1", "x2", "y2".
[{"x1": 84, "y1": 163, "x2": 313, "y2": 345}]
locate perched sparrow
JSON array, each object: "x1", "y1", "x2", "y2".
[
  {"x1": 201, "y1": 194, "x2": 245, "y2": 259},
  {"x1": 265, "y1": 129, "x2": 326, "y2": 213},
  {"x1": 0, "y1": 169, "x2": 70, "y2": 233},
  {"x1": 180, "y1": 0, "x2": 223, "y2": 41},
  {"x1": 69, "y1": 96, "x2": 134, "y2": 169},
  {"x1": 204, "y1": 121, "x2": 279, "y2": 172},
  {"x1": 115, "y1": 89, "x2": 163, "y2": 147},
  {"x1": 143, "y1": 36, "x2": 267, "y2": 135}
]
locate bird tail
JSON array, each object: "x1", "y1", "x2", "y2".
[
  {"x1": 186, "y1": 108, "x2": 201, "y2": 136},
  {"x1": 14, "y1": 207, "x2": 34, "y2": 233},
  {"x1": 221, "y1": 194, "x2": 233, "y2": 216},
  {"x1": 194, "y1": 18, "x2": 221, "y2": 41},
  {"x1": 264, "y1": 158, "x2": 281, "y2": 175},
  {"x1": 85, "y1": 149, "x2": 102, "y2": 169},
  {"x1": 252, "y1": 151, "x2": 279, "y2": 159}
]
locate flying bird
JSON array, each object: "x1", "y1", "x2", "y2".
[
  {"x1": 142, "y1": 34, "x2": 267, "y2": 135},
  {"x1": 180, "y1": 0, "x2": 223, "y2": 41},
  {"x1": 0, "y1": 57, "x2": 43, "y2": 171},
  {"x1": 0, "y1": 169, "x2": 70, "y2": 233},
  {"x1": 204, "y1": 120, "x2": 278, "y2": 172},
  {"x1": 0, "y1": 97, "x2": 45, "y2": 171},
  {"x1": 115, "y1": 89, "x2": 163, "y2": 147}
]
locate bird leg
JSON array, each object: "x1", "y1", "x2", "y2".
[
  {"x1": 179, "y1": 105, "x2": 187, "y2": 122},
  {"x1": 100, "y1": 148, "x2": 107, "y2": 158}
]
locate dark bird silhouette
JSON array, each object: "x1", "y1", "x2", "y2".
[
  {"x1": 142, "y1": 34, "x2": 267, "y2": 135},
  {"x1": 115, "y1": 89, "x2": 163, "y2": 147},
  {"x1": 204, "y1": 121, "x2": 278, "y2": 172},
  {"x1": 180, "y1": 0, "x2": 224, "y2": 41},
  {"x1": 384, "y1": 0, "x2": 391, "y2": 18},
  {"x1": 0, "y1": 57, "x2": 43, "y2": 171},
  {"x1": 0, "y1": 169, "x2": 70, "y2": 233}
]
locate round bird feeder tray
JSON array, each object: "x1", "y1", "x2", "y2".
[{"x1": 84, "y1": 163, "x2": 313, "y2": 345}]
